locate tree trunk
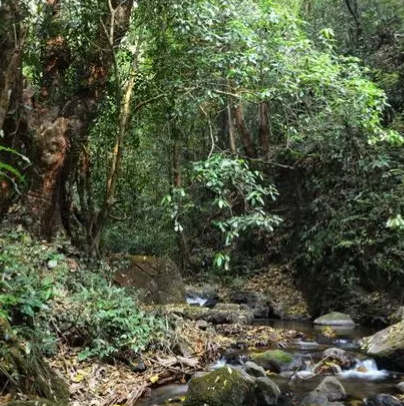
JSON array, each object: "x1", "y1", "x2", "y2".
[
  {"x1": 172, "y1": 127, "x2": 191, "y2": 270},
  {"x1": 234, "y1": 104, "x2": 256, "y2": 159},
  {"x1": 227, "y1": 104, "x2": 237, "y2": 155},
  {"x1": 258, "y1": 102, "x2": 270, "y2": 158},
  {"x1": 344, "y1": 0, "x2": 362, "y2": 43},
  {"x1": 173, "y1": 138, "x2": 182, "y2": 189},
  {"x1": 89, "y1": 73, "x2": 136, "y2": 252},
  {"x1": 2, "y1": 0, "x2": 134, "y2": 239}
]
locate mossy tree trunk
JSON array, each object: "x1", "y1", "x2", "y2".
[{"x1": 0, "y1": 0, "x2": 134, "y2": 242}]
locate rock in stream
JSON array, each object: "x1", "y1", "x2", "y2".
[
  {"x1": 184, "y1": 365, "x2": 281, "y2": 406},
  {"x1": 314, "y1": 312, "x2": 356, "y2": 326},
  {"x1": 361, "y1": 320, "x2": 404, "y2": 371}
]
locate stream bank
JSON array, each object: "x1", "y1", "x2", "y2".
[
  {"x1": 2, "y1": 232, "x2": 403, "y2": 406},
  {"x1": 137, "y1": 318, "x2": 404, "y2": 406},
  {"x1": 42, "y1": 311, "x2": 301, "y2": 406}
]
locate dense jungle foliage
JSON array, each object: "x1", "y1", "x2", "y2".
[{"x1": 1, "y1": 0, "x2": 404, "y2": 325}]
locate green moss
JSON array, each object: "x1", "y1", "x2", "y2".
[
  {"x1": 252, "y1": 349, "x2": 293, "y2": 364},
  {"x1": 184, "y1": 367, "x2": 254, "y2": 406}
]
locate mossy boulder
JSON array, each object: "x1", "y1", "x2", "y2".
[
  {"x1": 184, "y1": 367, "x2": 255, "y2": 406},
  {"x1": 361, "y1": 320, "x2": 404, "y2": 371},
  {"x1": 112, "y1": 254, "x2": 186, "y2": 304},
  {"x1": 250, "y1": 349, "x2": 295, "y2": 372},
  {"x1": 184, "y1": 366, "x2": 280, "y2": 406},
  {"x1": 314, "y1": 312, "x2": 355, "y2": 326}
]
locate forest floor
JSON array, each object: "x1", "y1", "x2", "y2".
[
  {"x1": 185, "y1": 262, "x2": 311, "y2": 322},
  {"x1": 0, "y1": 223, "x2": 304, "y2": 406},
  {"x1": 47, "y1": 313, "x2": 301, "y2": 406},
  {"x1": 1, "y1": 222, "x2": 397, "y2": 406}
]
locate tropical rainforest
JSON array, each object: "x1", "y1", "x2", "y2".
[{"x1": 1, "y1": 0, "x2": 404, "y2": 405}]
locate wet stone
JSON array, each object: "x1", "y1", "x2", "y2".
[
  {"x1": 244, "y1": 361, "x2": 267, "y2": 378},
  {"x1": 364, "y1": 394, "x2": 404, "y2": 406}
]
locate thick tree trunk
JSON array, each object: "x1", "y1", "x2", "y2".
[
  {"x1": 10, "y1": 0, "x2": 135, "y2": 239},
  {"x1": 25, "y1": 117, "x2": 69, "y2": 237},
  {"x1": 234, "y1": 104, "x2": 257, "y2": 159}
]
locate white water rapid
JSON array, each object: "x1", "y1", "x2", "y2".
[{"x1": 186, "y1": 295, "x2": 208, "y2": 306}]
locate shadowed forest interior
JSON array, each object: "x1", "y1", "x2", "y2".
[{"x1": 2, "y1": 1, "x2": 404, "y2": 406}]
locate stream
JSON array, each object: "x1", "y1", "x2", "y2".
[{"x1": 137, "y1": 319, "x2": 403, "y2": 406}]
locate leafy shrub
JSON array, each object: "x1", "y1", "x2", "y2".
[
  {"x1": 0, "y1": 225, "x2": 168, "y2": 359},
  {"x1": 0, "y1": 227, "x2": 65, "y2": 323},
  {"x1": 48, "y1": 283, "x2": 167, "y2": 360},
  {"x1": 162, "y1": 153, "x2": 282, "y2": 271}
]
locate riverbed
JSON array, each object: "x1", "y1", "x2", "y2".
[{"x1": 137, "y1": 319, "x2": 404, "y2": 405}]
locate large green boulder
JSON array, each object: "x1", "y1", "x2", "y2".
[
  {"x1": 250, "y1": 349, "x2": 295, "y2": 373},
  {"x1": 184, "y1": 367, "x2": 255, "y2": 406},
  {"x1": 314, "y1": 312, "x2": 355, "y2": 326},
  {"x1": 184, "y1": 366, "x2": 280, "y2": 406},
  {"x1": 361, "y1": 321, "x2": 404, "y2": 371}
]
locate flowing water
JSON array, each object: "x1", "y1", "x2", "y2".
[
  {"x1": 186, "y1": 296, "x2": 208, "y2": 306},
  {"x1": 137, "y1": 318, "x2": 403, "y2": 405}
]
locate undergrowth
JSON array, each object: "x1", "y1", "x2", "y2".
[{"x1": 0, "y1": 225, "x2": 169, "y2": 360}]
